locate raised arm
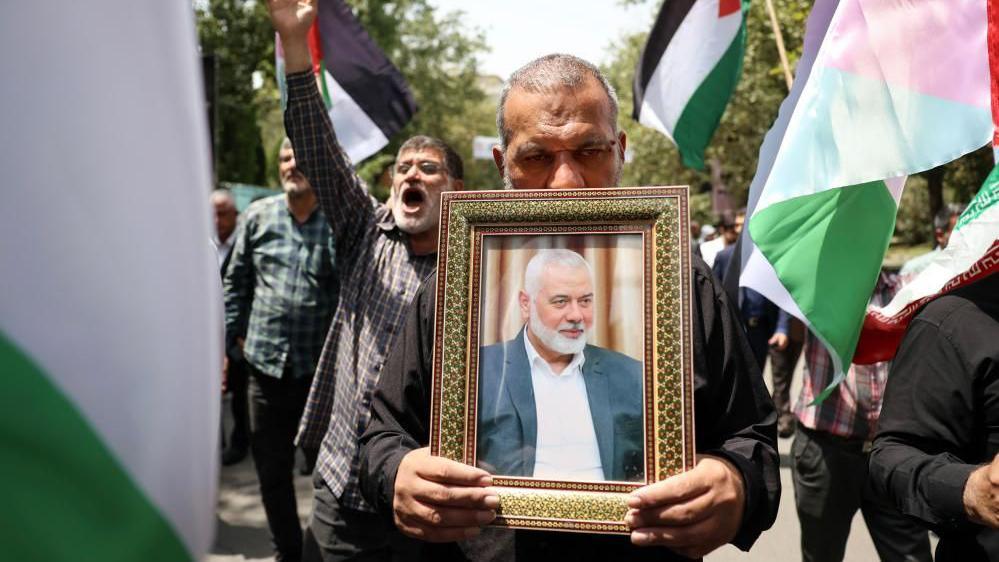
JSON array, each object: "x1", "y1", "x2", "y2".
[{"x1": 267, "y1": 0, "x2": 376, "y2": 245}]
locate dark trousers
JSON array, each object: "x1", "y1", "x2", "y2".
[
  {"x1": 792, "y1": 424, "x2": 932, "y2": 562},
  {"x1": 249, "y1": 366, "x2": 314, "y2": 562},
  {"x1": 225, "y1": 356, "x2": 250, "y2": 451},
  {"x1": 769, "y1": 318, "x2": 804, "y2": 422},
  {"x1": 303, "y1": 476, "x2": 421, "y2": 562}
]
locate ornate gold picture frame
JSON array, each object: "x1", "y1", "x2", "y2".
[{"x1": 429, "y1": 187, "x2": 695, "y2": 534}]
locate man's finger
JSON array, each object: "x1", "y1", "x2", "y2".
[
  {"x1": 627, "y1": 469, "x2": 711, "y2": 509},
  {"x1": 411, "y1": 480, "x2": 500, "y2": 509},
  {"x1": 404, "y1": 502, "x2": 496, "y2": 529},
  {"x1": 415, "y1": 454, "x2": 493, "y2": 486},
  {"x1": 629, "y1": 517, "x2": 714, "y2": 549},
  {"x1": 625, "y1": 489, "x2": 715, "y2": 528}
]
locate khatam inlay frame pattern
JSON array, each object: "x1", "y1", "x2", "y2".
[{"x1": 429, "y1": 187, "x2": 694, "y2": 534}]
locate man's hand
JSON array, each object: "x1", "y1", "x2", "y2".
[
  {"x1": 393, "y1": 447, "x2": 499, "y2": 542},
  {"x1": 963, "y1": 454, "x2": 999, "y2": 527},
  {"x1": 768, "y1": 332, "x2": 788, "y2": 351},
  {"x1": 625, "y1": 455, "x2": 745, "y2": 558},
  {"x1": 266, "y1": 0, "x2": 315, "y2": 73}
]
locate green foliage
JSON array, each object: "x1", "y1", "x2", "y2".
[{"x1": 196, "y1": 0, "x2": 275, "y2": 185}]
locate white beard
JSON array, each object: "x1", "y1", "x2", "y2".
[{"x1": 529, "y1": 301, "x2": 587, "y2": 356}]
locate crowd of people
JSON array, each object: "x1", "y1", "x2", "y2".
[{"x1": 204, "y1": 1, "x2": 998, "y2": 561}]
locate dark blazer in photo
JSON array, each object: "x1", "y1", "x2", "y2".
[{"x1": 476, "y1": 328, "x2": 645, "y2": 482}]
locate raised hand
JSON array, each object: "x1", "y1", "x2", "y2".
[
  {"x1": 266, "y1": 0, "x2": 315, "y2": 73},
  {"x1": 267, "y1": 0, "x2": 316, "y2": 41}
]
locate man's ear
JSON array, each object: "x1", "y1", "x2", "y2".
[
  {"x1": 518, "y1": 290, "x2": 531, "y2": 322},
  {"x1": 450, "y1": 178, "x2": 465, "y2": 192},
  {"x1": 492, "y1": 146, "x2": 505, "y2": 178},
  {"x1": 617, "y1": 130, "x2": 627, "y2": 160}
]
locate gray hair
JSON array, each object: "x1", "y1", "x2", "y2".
[
  {"x1": 280, "y1": 137, "x2": 293, "y2": 151},
  {"x1": 496, "y1": 54, "x2": 619, "y2": 151},
  {"x1": 523, "y1": 249, "x2": 594, "y2": 298},
  {"x1": 934, "y1": 203, "x2": 966, "y2": 230},
  {"x1": 210, "y1": 188, "x2": 236, "y2": 209}
]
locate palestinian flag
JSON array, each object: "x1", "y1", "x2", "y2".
[
  {"x1": 737, "y1": 0, "x2": 992, "y2": 399},
  {"x1": 633, "y1": 0, "x2": 749, "y2": 170},
  {"x1": 277, "y1": 0, "x2": 417, "y2": 164},
  {"x1": 1, "y1": 3, "x2": 220, "y2": 560}
]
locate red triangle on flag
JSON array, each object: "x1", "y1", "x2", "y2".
[{"x1": 719, "y1": 0, "x2": 740, "y2": 17}]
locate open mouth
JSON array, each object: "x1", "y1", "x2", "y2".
[{"x1": 400, "y1": 187, "x2": 426, "y2": 213}]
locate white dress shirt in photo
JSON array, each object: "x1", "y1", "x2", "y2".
[{"x1": 524, "y1": 335, "x2": 604, "y2": 481}]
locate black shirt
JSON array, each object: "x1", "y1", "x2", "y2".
[
  {"x1": 870, "y1": 272, "x2": 999, "y2": 560},
  {"x1": 358, "y1": 257, "x2": 779, "y2": 561}
]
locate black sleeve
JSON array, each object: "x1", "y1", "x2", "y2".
[
  {"x1": 359, "y1": 272, "x2": 437, "y2": 519},
  {"x1": 690, "y1": 258, "x2": 780, "y2": 550},
  {"x1": 869, "y1": 315, "x2": 979, "y2": 532}
]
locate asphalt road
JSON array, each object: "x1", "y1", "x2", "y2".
[{"x1": 206, "y1": 359, "x2": 899, "y2": 561}]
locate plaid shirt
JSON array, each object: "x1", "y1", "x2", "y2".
[
  {"x1": 794, "y1": 271, "x2": 899, "y2": 440},
  {"x1": 284, "y1": 71, "x2": 437, "y2": 510},
  {"x1": 223, "y1": 195, "x2": 337, "y2": 379}
]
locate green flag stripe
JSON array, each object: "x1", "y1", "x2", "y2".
[
  {"x1": 749, "y1": 181, "x2": 897, "y2": 371},
  {"x1": 318, "y1": 60, "x2": 333, "y2": 109},
  {"x1": 671, "y1": 20, "x2": 747, "y2": 170},
  {"x1": 0, "y1": 331, "x2": 191, "y2": 561},
  {"x1": 957, "y1": 163, "x2": 999, "y2": 229}
]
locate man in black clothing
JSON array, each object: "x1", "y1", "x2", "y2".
[
  {"x1": 869, "y1": 271, "x2": 999, "y2": 560},
  {"x1": 358, "y1": 53, "x2": 779, "y2": 561}
]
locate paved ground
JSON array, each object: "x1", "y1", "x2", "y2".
[{"x1": 206, "y1": 360, "x2": 902, "y2": 561}]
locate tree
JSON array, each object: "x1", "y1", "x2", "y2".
[{"x1": 196, "y1": 0, "x2": 275, "y2": 185}]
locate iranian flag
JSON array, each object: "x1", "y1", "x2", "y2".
[
  {"x1": 633, "y1": 0, "x2": 749, "y2": 169},
  {"x1": 856, "y1": 163, "x2": 999, "y2": 364},
  {"x1": 1, "y1": 3, "x2": 220, "y2": 560},
  {"x1": 277, "y1": 0, "x2": 417, "y2": 164},
  {"x1": 738, "y1": 0, "x2": 992, "y2": 396}
]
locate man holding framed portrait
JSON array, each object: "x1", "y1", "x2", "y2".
[{"x1": 358, "y1": 52, "x2": 779, "y2": 561}]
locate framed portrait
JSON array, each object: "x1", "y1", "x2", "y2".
[{"x1": 429, "y1": 187, "x2": 695, "y2": 534}]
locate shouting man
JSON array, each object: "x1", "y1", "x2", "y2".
[{"x1": 267, "y1": 1, "x2": 465, "y2": 560}]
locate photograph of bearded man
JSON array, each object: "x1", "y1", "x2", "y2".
[{"x1": 476, "y1": 248, "x2": 644, "y2": 482}]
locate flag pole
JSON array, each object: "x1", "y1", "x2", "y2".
[{"x1": 763, "y1": 0, "x2": 794, "y2": 90}]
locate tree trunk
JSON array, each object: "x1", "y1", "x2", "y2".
[{"x1": 925, "y1": 166, "x2": 945, "y2": 226}]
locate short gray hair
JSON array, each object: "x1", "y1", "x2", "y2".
[
  {"x1": 496, "y1": 54, "x2": 619, "y2": 151},
  {"x1": 934, "y1": 203, "x2": 966, "y2": 230},
  {"x1": 210, "y1": 188, "x2": 236, "y2": 209},
  {"x1": 523, "y1": 249, "x2": 594, "y2": 298}
]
